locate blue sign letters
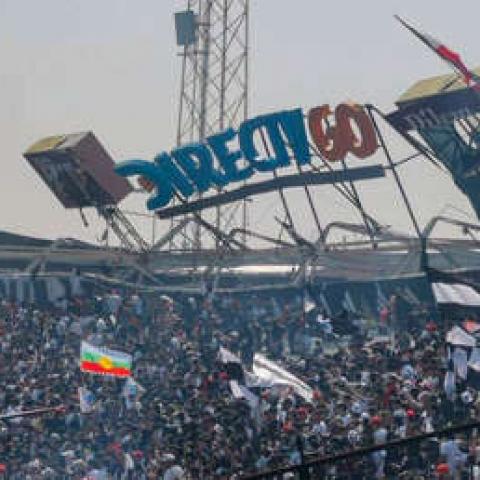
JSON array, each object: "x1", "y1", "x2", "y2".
[
  {"x1": 115, "y1": 108, "x2": 311, "y2": 210},
  {"x1": 115, "y1": 103, "x2": 377, "y2": 210}
]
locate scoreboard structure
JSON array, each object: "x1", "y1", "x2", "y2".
[{"x1": 24, "y1": 132, "x2": 132, "y2": 209}]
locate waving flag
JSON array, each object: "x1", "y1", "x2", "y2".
[
  {"x1": 252, "y1": 353, "x2": 313, "y2": 402},
  {"x1": 80, "y1": 341, "x2": 132, "y2": 377},
  {"x1": 218, "y1": 346, "x2": 245, "y2": 383},
  {"x1": 395, "y1": 15, "x2": 480, "y2": 89}
]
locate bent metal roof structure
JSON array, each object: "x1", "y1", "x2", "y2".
[
  {"x1": 2, "y1": 214, "x2": 480, "y2": 294},
  {"x1": 14, "y1": 45, "x2": 480, "y2": 295}
]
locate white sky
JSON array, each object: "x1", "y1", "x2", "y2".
[{"x1": 1, "y1": 0, "x2": 479, "y2": 246}]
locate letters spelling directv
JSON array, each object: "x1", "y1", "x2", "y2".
[{"x1": 115, "y1": 103, "x2": 377, "y2": 210}]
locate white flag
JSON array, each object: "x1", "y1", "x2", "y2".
[
  {"x1": 230, "y1": 381, "x2": 259, "y2": 409},
  {"x1": 230, "y1": 380, "x2": 261, "y2": 426},
  {"x1": 218, "y1": 346, "x2": 242, "y2": 365},
  {"x1": 252, "y1": 353, "x2": 313, "y2": 402}
]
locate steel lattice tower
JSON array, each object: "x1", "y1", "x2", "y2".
[{"x1": 172, "y1": 0, "x2": 249, "y2": 251}]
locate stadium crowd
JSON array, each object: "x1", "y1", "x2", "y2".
[{"x1": 0, "y1": 285, "x2": 479, "y2": 479}]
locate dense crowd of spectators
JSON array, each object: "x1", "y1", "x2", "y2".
[{"x1": 0, "y1": 286, "x2": 479, "y2": 479}]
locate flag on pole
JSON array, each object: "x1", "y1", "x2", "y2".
[
  {"x1": 80, "y1": 341, "x2": 132, "y2": 377},
  {"x1": 0, "y1": 405, "x2": 64, "y2": 421},
  {"x1": 395, "y1": 15, "x2": 480, "y2": 89}
]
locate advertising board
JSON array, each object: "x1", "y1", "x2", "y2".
[
  {"x1": 115, "y1": 102, "x2": 380, "y2": 212},
  {"x1": 24, "y1": 132, "x2": 132, "y2": 209}
]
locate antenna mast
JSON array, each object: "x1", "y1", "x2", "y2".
[{"x1": 173, "y1": 0, "x2": 250, "y2": 251}]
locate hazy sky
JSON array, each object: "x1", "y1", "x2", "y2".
[{"x1": 1, "y1": 0, "x2": 479, "y2": 246}]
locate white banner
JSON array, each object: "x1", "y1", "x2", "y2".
[
  {"x1": 218, "y1": 347, "x2": 242, "y2": 365},
  {"x1": 230, "y1": 381, "x2": 259, "y2": 409},
  {"x1": 433, "y1": 282, "x2": 480, "y2": 306},
  {"x1": 252, "y1": 354, "x2": 313, "y2": 402},
  {"x1": 230, "y1": 380, "x2": 261, "y2": 427}
]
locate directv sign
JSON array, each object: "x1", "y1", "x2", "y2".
[{"x1": 115, "y1": 103, "x2": 378, "y2": 211}]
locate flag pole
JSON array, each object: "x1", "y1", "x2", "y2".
[
  {"x1": 394, "y1": 15, "x2": 476, "y2": 87},
  {"x1": 394, "y1": 15, "x2": 434, "y2": 51},
  {"x1": 0, "y1": 405, "x2": 65, "y2": 420}
]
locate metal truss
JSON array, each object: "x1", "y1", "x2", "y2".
[
  {"x1": 98, "y1": 206, "x2": 150, "y2": 254},
  {"x1": 171, "y1": 0, "x2": 250, "y2": 252}
]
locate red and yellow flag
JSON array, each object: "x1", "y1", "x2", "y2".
[{"x1": 80, "y1": 341, "x2": 132, "y2": 377}]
